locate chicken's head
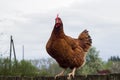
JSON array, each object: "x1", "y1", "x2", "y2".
[{"x1": 55, "y1": 14, "x2": 63, "y2": 28}]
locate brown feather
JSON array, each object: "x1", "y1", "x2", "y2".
[{"x1": 46, "y1": 17, "x2": 92, "y2": 69}]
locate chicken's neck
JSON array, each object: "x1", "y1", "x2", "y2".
[{"x1": 52, "y1": 25, "x2": 65, "y2": 38}]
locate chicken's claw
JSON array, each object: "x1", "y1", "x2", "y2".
[
  {"x1": 55, "y1": 69, "x2": 65, "y2": 79},
  {"x1": 67, "y1": 72, "x2": 75, "y2": 80},
  {"x1": 67, "y1": 67, "x2": 76, "y2": 80}
]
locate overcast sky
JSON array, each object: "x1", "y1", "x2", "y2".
[{"x1": 0, "y1": 0, "x2": 120, "y2": 61}]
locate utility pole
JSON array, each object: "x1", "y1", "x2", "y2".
[
  {"x1": 9, "y1": 36, "x2": 12, "y2": 70},
  {"x1": 22, "y1": 45, "x2": 24, "y2": 60},
  {"x1": 9, "y1": 35, "x2": 17, "y2": 70}
]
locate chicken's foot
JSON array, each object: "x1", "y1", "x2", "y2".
[
  {"x1": 67, "y1": 67, "x2": 76, "y2": 80},
  {"x1": 55, "y1": 69, "x2": 66, "y2": 79}
]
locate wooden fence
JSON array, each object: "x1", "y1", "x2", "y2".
[{"x1": 0, "y1": 73, "x2": 120, "y2": 80}]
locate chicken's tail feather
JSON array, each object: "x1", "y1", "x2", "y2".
[{"x1": 78, "y1": 29, "x2": 92, "y2": 52}]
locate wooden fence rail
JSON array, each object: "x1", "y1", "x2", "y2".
[{"x1": 0, "y1": 73, "x2": 120, "y2": 80}]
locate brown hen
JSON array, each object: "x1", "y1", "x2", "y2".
[{"x1": 46, "y1": 15, "x2": 92, "y2": 79}]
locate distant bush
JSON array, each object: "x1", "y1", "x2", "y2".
[{"x1": 0, "y1": 58, "x2": 38, "y2": 76}]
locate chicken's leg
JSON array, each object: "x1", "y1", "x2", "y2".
[
  {"x1": 67, "y1": 67, "x2": 76, "y2": 80},
  {"x1": 55, "y1": 69, "x2": 66, "y2": 79}
]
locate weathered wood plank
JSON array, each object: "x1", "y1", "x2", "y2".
[{"x1": 0, "y1": 73, "x2": 120, "y2": 80}]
